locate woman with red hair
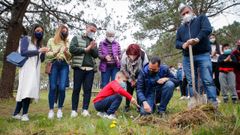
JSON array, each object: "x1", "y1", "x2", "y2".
[{"x1": 121, "y1": 44, "x2": 149, "y2": 112}]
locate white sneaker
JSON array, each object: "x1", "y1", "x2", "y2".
[
  {"x1": 21, "y1": 114, "x2": 29, "y2": 121},
  {"x1": 57, "y1": 109, "x2": 63, "y2": 119},
  {"x1": 97, "y1": 112, "x2": 107, "y2": 118},
  {"x1": 71, "y1": 110, "x2": 78, "y2": 118},
  {"x1": 81, "y1": 110, "x2": 90, "y2": 117},
  {"x1": 217, "y1": 98, "x2": 221, "y2": 103},
  {"x1": 48, "y1": 110, "x2": 54, "y2": 119},
  {"x1": 180, "y1": 96, "x2": 186, "y2": 100},
  {"x1": 105, "y1": 114, "x2": 117, "y2": 120},
  {"x1": 12, "y1": 114, "x2": 21, "y2": 120}
]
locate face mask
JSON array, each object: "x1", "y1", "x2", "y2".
[
  {"x1": 209, "y1": 38, "x2": 216, "y2": 43},
  {"x1": 223, "y1": 49, "x2": 232, "y2": 55},
  {"x1": 149, "y1": 71, "x2": 157, "y2": 76},
  {"x1": 107, "y1": 37, "x2": 114, "y2": 43},
  {"x1": 120, "y1": 81, "x2": 127, "y2": 89},
  {"x1": 87, "y1": 32, "x2": 95, "y2": 39},
  {"x1": 34, "y1": 32, "x2": 43, "y2": 40},
  {"x1": 61, "y1": 32, "x2": 68, "y2": 40},
  {"x1": 182, "y1": 13, "x2": 194, "y2": 23}
]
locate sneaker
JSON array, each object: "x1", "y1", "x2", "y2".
[
  {"x1": 21, "y1": 114, "x2": 29, "y2": 121},
  {"x1": 179, "y1": 96, "x2": 186, "y2": 100},
  {"x1": 12, "y1": 114, "x2": 21, "y2": 120},
  {"x1": 81, "y1": 110, "x2": 90, "y2": 117},
  {"x1": 57, "y1": 109, "x2": 63, "y2": 119},
  {"x1": 48, "y1": 110, "x2": 54, "y2": 119},
  {"x1": 216, "y1": 98, "x2": 221, "y2": 103},
  {"x1": 97, "y1": 112, "x2": 107, "y2": 118},
  {"x1": 71, "y1": 110, "x2": 78, "y2": 118},
  {"x1": 105, "y1": 114, "x2": 117, "y2": 120}
]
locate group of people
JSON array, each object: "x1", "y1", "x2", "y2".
[
  {"x1": 11, "y1": 3, "x2": 240, "y2": 122},
  {"x1": 209, "y1": 34, "x2": 240, "y2": 103}
]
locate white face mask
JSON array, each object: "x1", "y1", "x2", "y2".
[
  {"x1": 107, "y1": 37, "x2": 114, "y2": 43},
  {"x1": 87, "y1": 32, "x2": 95, "y2": 39},
  {"x1": 210, "y1": 38, "x2": 216, "y2": 43},
  {"x1": 182, "y1": 13, "x2": 194, "y2": 23}
]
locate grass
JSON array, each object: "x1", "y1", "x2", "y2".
[{"x1": 0, "y1": 90, "x2": 240, "y2": 135}]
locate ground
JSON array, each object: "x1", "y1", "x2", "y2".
[{"x1": 0, "y1": 90, "x2": 240, "y2": 135}]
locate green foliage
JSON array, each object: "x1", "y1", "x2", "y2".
[{"x1": 214, "y1": 21, "x2": 240, "y2": 47}]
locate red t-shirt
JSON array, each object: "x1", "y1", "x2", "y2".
[{"x1": 93, "y1": 80, "x2": 132, "y2": 103}]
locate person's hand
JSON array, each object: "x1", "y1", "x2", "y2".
[
  {"x1": 105, "y1": 55, "x2": 112, "y2": 61},
  {"x1": 85, "y1": 41, "x2": 96, "y2": 52},
  {"x1": 187, "y1": 38, "x2": 199, "y2": 46},
  {"x1": 212, "y1": 51, "x2": 217, "y2": 57},
  {"x1": 182, "y1": 42, "x2": 189, "y2": 49},
  {"x1": 131, "y1": 80, "x2": 136, "y2": 87},
  {"x1": 157, "y1": 77, "x2": 169, "y2": 84},
  {"x1": 63, "y1": 46, "x2": 68, "y2": 53},
  {"x1": 89, "y1": 40, "x2": 97, "y2": 49},
  {"x1": 85, "y1": 45, "x2": 92, "y2": 52},
  {"x1": 131, "y1": 98, "x2": 140, "y2": 108},
  {"x1": 39, "y1": 47, "x2": 49, "y2": 53},
  {"x1": 143, "y1": 101, "x2": 151, "y2": 113},
  {"x1": 191, "y1": 38, "x2": 199, "y2": 45},
  {"x1": 224, "y1": 55, "x2": 232, "y2": 62}
]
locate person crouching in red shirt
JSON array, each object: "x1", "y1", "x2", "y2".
[{"x1": 93, "y1": 71, "x2": 139, "y2": 119}]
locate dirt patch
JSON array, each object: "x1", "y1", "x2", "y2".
[
  {"x1": 133, "y1": 104, "x2": 218, "y2": 132},
  {"x1": 133, "y1": 114, "x2": 168, "y2": 126},
  {"x1": 170, "y1": 104, "x2": 217, "y2": 128}
]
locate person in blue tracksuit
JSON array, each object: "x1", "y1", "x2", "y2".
[{"x1": 137, "y1": 56, "x2": 179, "y2": 116}]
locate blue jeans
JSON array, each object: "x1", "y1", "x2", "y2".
[
  {"x1": 48, "y1": 60, "x2": 69, "y2": 109},
  {"x1": 100, "y1": 66, "x2": 119, "y2": 88},
  {"x1": 72, "y1": 68, "x2": 94, "y2": 111},
  {"x1": 140, "y1": 81, "x2": 175, "y2": 115},
  {"x1": 94, "y1": 94, "x2": 122, "y2": 115},
  {"x1": 183, "y1": 53, "x2": 217, "y2": 103}
]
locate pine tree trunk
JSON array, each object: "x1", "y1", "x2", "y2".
[{"x1": 0, "y1": 0, "x2": 30, "y2": 99}]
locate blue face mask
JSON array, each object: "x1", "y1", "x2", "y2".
[
  {"x1": 34, "y1": 32, "x2": 43, "y2": 40},
  {"x1": 224, "y1": 49, "x2": 232, "y2": 55},
  {"x1": 120, "y1": 81, "x2": 127, "y2": 90}
]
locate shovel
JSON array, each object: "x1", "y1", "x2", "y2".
[{"x1": 187, "y1": 45, "x2": 207, "y2": 109}]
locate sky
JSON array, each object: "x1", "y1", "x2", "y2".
[{"x1": 68, "y1": 0, "x2": 240, "y2": 49}]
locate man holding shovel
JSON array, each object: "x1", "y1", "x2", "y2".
[{"x1": 175, "y1": 4, "x2": 218, "y2": 108}]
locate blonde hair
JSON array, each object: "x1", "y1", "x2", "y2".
[
  {"x1": 53, "y1": 24, "x2": 69, "y2": 46},
  {"x1": 116, "y1": 71, "x2": 127, "y2": 80}
]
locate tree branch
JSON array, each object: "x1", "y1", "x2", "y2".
[
  {"x1": 29, "y1": 1, "x2": 87, "y2": 24},
  {"x1": 208, "y1": 3, "x2": 240, "y2": 17}
]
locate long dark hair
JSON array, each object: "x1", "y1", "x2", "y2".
[
  {"x1": 210, "y1": 34, "x2": 221, "y2": 54},
  {"x1": 30, "y1": 24, "x2": 44, "y2": 48}
]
